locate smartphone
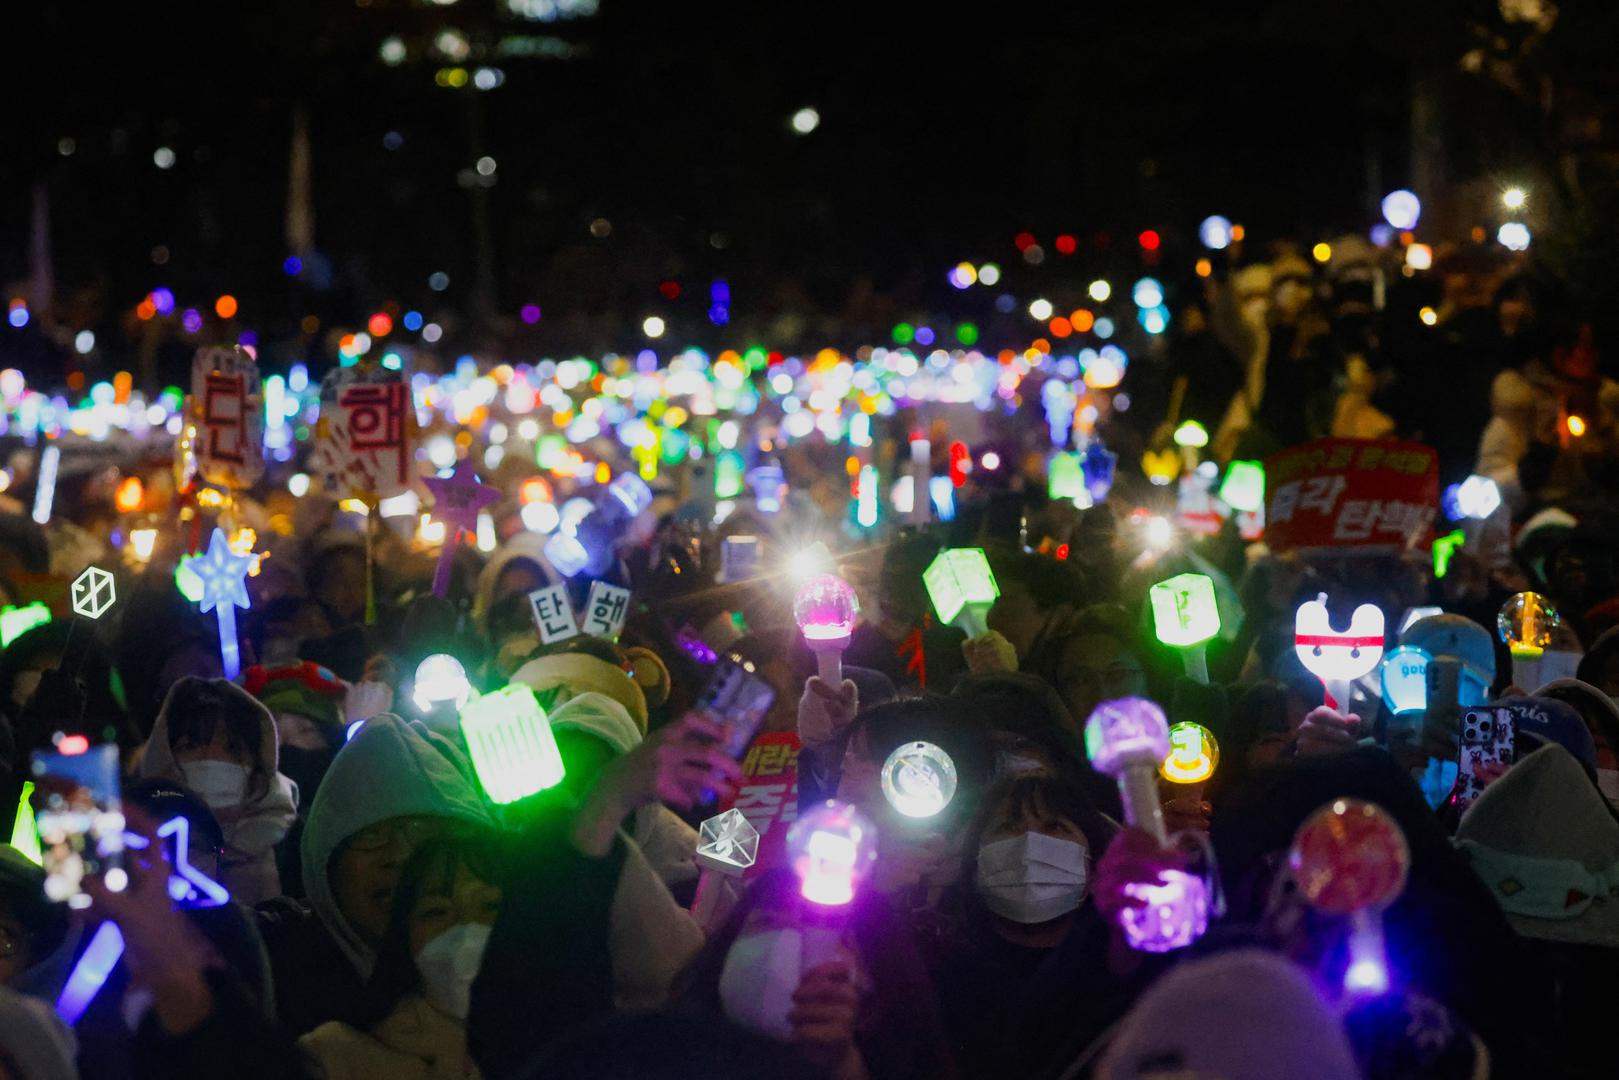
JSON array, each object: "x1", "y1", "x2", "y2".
[
  {"x1": 718, "y1": 535, "x2": 761, "y2": 584},
  {"x1": 1455, "y1": 708, "x2": 1515, "y2": 811},
  {"x1": 691, "y1": 654, "x2": 777, "y2": 760},
  {"x1": 30, "y1": 744, "x2": 125, "y2": 910}
]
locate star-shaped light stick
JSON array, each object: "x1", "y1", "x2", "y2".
[
  {"x1": 189, "y1": 528, "x2": 254, "y2": 679},
  {"x1": 423, "y1": 459, "x2": 500, "y2": 598}
]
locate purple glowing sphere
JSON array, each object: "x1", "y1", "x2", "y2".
[
  {"x1": 1084, "y1": 697, "x2": 1171, "y2": 776},
  {"x1": 794, "y1": 573, "x2": 860, "y2": 644},
  {"x1": 786, "y1": 800, "x2": 878, "y2": 907}
]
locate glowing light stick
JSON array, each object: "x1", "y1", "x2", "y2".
[
  {"x1": 787, "y1": 800, "x2": 878, "y2": 908},
  {"x1": 1497, "y1": 592, "x2": 1559, "y2": 690},
  {"x1": 189, "y1": 528, "x2": 254, "y2": 680},
  {"x1": 422, "y1": 459, "x2": 501, "y2": 598},
  {"x1": 1219, "y1": 460, "x2": 1265, "y2": 514},
  {"x1": 31, "y1": 444, "x2": 59, "y2": 525},
  {"x1": 793, "y1": 574, "x2": 860, "y2": 684},
  {"x1": 1159, "y1": 722, "x2": 1218, "y2": 819},
  {"x1": 412, "y1": 654, "x2": 472, "y2": 715},
  {"x1": 1432, "y1": 529, "x2": 1465, "y2": 578},
  {"x1": 1289, "y1": 799, "x2": 1410, "y2": 998},
  {"x1": 908, "y1": 439, "x2": 931, "y2": 525},
  {"x1": 1082, "y1": 440, "x2": 1117, "y2": 502},
  {"x1": 1379, "y1": 646, "x2": 1429, "y2": 717},
  {"x1": 1172, "y1": 420, "x2": 1208, "y2": 472},
  {"x1": 9, "y1": 781, "x2": 41, "y2": 865},
  {"x1": 1294, "y1": 593, "x2": 1384, "y2": 715},
  {"x1": 880, "y1": 741, "x2": 958, "y2": 819},
  {"x1": 1085, "y1": 698, "x2": 1209, "y2": 952},
  {"x1": 715, "y1": 451, "x2": 745, "y2": 500},
  {"x1": 608, "y1": 472, "x2": 653, "y2": 517},
  {"x1": 691, "y1": 808, "x2": 760, "y2": 930},
  {"x1": 459, "y1": 684, "x2": 565, "y2": 804},
  {"x1": 1148, "y1": 572, "x2": 1219, "y2": 683},
  {"x1": 0, "y1": 602, "x2": 51, "y2": 648},
  {"x1": 1049, "y1": 452, "x2": 1085, "y2": 502},
  {"x1": 56, "y1": 921, "x2": 123, "y2": 1025},
  {"x1": 923, "y1": 548, "x2": 999, "y2": 638},
  {"x1": 71, "y1": 566, "x2": 117, "y2": 620}
]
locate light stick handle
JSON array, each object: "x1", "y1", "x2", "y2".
[
  {"x1": 909, "y1": 440, "x2": 931, "y2": 526},
  {"x1": 1509, "y1": 651, "x2": 1541, "y2": 693},
  {"x1": 1344, "y1": 908, "x2": 1389, "y2": 996},
  {"x1": 691, "y1": 869, "x2": 744, "y2": 931},
  {"x1": 217, "y1": 604, "x2": 240, "y2": 681},
  {"x1": 1118, "y1": 765, "x2": 1168, "y2": 847},
  {"x1": 1179, "y1": 643, "x2": 1208, "y2": 684},
  {"x1": 815, "y1": 648, "x2": 843, "y2": 685},
  {"x1": 798, "y1": 924, "x2": 844, "y2": 972},
  {"x1": 955, "y1": 604, "x2": 990, "y2": 640},
  {"x1": 1325, "y1": 678, "x2": 1353, "y2": 716},
  {"x1": 1170, "y1": 780, "x2": 1206, "y2": 815},
  {"x1": 431, "y1": 529, "x2": 457, "y2": 598}
]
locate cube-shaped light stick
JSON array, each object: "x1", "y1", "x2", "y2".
[
  {"x1": 1219, "y1": 460, "x2": 1265, "y2": 515},
  {"x1": 1149, "y1": 572, "x2": 1219, "y2": 682},
  {"x1": 691, "y1": 808, "x2": 761, "y2": 930},
  {"x1": 924, "y1": 548, "x2": 999, "y2": 638},
  {"x1": 459, "y1": 685, "x2": 566, "y2": 804},
  {"x1": 1085, "y1": 698, "x2": 1209, "y2": 952},
  {"x1": 1048, "y1": 452, "x2": 1085, "y2": 502}
]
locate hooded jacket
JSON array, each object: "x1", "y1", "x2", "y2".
[
  {"x1": 138, "y1": 679, "x2": 299, "y2": 906},
  {"x1": 260, "y1": 714, "x2": 494, "y2": 1035}
]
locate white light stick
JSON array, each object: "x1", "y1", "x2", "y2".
[
  {"x1": 909, "y1": 439, "x2": 931, "y2": 526},
  {"x1": 1293, "y1": 593, "x2": 1385, "y2": 716},
  {"x1": 32, "y1": 444, "x2": 59, "y2": 525},
  {"x1": 691, "y1": 808, "x2": 760, "y2": 931}
]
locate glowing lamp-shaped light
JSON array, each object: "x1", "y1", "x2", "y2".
[
  {"x1": 1219, "y1": 460, "x2": 1265, "y2": 514},
  {"x1": 412, "y1": 653, "x2": 472, "y2": 714},
  {"x1": 1149, "y1": 572, "x2": 1219, "y2": 682},
  {"x1": 794, "y1": 574, "x2": 860, "y2": 684},
  {"x1": 1049, "y1": 451, "x2": 1085, "y2": 502},
  {"x1": 1159, "y1": 722, "x2": 1218, "y2": 784},
  {"x1": 1289, "y1": 799, "x2": 1410, "y2": 998},
  {"x1": 609, "y1": 472, "x2": 653, "y2": 517},
  {"x1": 1379, "y1": 646, "x2": 1429, "y2": 717},
  {"x1": 880, "y1": 741, "x2": 958, "y2": 819},
  {"x1": 1294, "y1": 593, "x2": 1385, "y2": 715},
  {"x1": 1172, "y1": 420, "x2": 1208, "y2": 449},
  {"x1": 1085, "y1": 698, "x2": 1209, "y2": 951},
  {"x1": 129, "y1": 527, "x2": 159, "y2": 564},
  {"x1": 787, "y1": 801, "x2": 879, "y2": 907},
  {"x1": 1380, "y1": 189, "x2": 1422, "y2": 231},
  {"x1": 1497, "y1": 591, "x2": 1559, "y2": 689},
  {"x1": 1454, "y1": 474, "x2": 1501, "y2": 519},
  {"x1": 544, "y1": 528, "x2": 590, "y2": 578},
  {"x1": 923, "y1": 548, "x2": 1000, "y2": 638},
  {"x1": 114, "y1": 475, "x2": 145, "y2": 513},
  {"x1": 459, "y1": 684, "x2": 565, "y2": 804}
]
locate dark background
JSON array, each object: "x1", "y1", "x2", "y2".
[{"x1": 3, "y1": 0, "x2": 1617, "y2": 371}]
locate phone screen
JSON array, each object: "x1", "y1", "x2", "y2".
[
  {"x1": 692, "y1": 655, "x2": 777, "y2": 760},
  {"x1": 31, "y1": 744, "x2": 125, "y2": 909}
]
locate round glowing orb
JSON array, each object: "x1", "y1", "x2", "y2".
[
  {"x1": 1501, "y1": 187, "x2": 1527, "y2": 211},
  {"x1": 1198, "y1": 215, "x2": 1232, "y2": 250},
  {"x1": 793, "y1": 574, "x2": 860, "y2": 643},
  {"x1": 790, "y1": 107, "x2": 820, "y2": 134},
  {"x1": 1159, "y1": 722, "x2": 1218, "y2": 783},
  {"x1": 1496, "y1": 591, "x2": 1559, "y2": 658},
  {"x1": 786, "y1": 800, "x2": 879, "y2": 907},
  {"x1": 1498, "y1": 222, "x2": 1531, "y2": 252},
  {"x1": 1380, "y1": 190, "x2": 1421, "y2": 230},
  {"x1": 1084, "y1": 697, "x2": 1171, "y2": 777},
  {"x1": 880, "y1": 741, "x2": 958, "y2": 819},
  {"x1": 1289, "y1": 798, "x2": 1409, "y2": 915},
  {"x1": 412, "y1": 653, "x2": 471, "y2": 714}
]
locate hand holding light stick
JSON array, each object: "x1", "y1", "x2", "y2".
[
  {"x1": 1289, "y1": 799, "x2": 1410, "y2": 998},
  {"x1": 1149, "y1": 572, "x2": 1220, "y2": 683},
  {"x1": 794, "y1": 574, "x2": 860, "y2": 684},
  {"x1": 691, "y1": 808, "x2": 760, "y2": 931},
  {"x1": 924, "y1": 548, "x2": 1000, "y2": 639},
  {"x1": 1497, "y1": 591, "x2": 1559, "y2": 691},
  {"x1": 1085, "y1": 698, "x2": 1209, "y2": 951},
  {"x1": 1294, "y1": 593, "x2": 1385, "y2": 718}
]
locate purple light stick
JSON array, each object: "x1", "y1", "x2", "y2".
[
  {"x1": 423, "y1": 459, "x2": 501, "y2": 598},
  {"x1": 1085, "y1": 697, "x2": 1209, "y2": 952}
]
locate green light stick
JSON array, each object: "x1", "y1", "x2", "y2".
[
  {"x1": 1149, "y1": 572, "x2": 1220, "y2": 683},
  {"x1": 10, "y1": 782, "x2": 42, "y2": 865},
  {"x1": 459, "y1": 685, "x2": 566, "y2": 804},
  {"x1": 1432, "y1": 529, "x2": 1464, "y2": 579},
  {"x1": 1219, "y1": 461, "x2": 1265, "y2": 515},
  {"x1": 924, "y1": 548, "x2": 1000, "y2": 638},
  {"x1": 0, "y1": 603, "x2": 51, "y2": 648},
  {"x1": 1048, "y1": 452, "x2": 1085, "y2": 502}
]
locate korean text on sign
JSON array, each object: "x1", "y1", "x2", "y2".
[{"x1": 1263, "y1": 438, "x2": 1438, "y2": 554}]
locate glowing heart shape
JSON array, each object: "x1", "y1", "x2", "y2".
[{"x1": 1294, "y1": 593, "x2": 1385, "y2": 682}]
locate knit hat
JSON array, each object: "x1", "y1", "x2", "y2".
[
  {"x1": 1098, "y1": 949, "x2": 1359, "y2": 1080},
  {"x1": 243, "y1": 661, "x2": 348, "y2": 727},
  {"x1": 1455, "y1": 744, "x2": 1619, "y2": 948},
  {"x1": 1534, "y1": 677, "x2": 1619, "y2": 768},
  {"x1": 510, "y1": 651, "x2": 649, "y2": 732},
  {"x1": 1492, "y1": 696, "x2": 1598, "y2": 777},
  {"x1": 547, "y1": 692, "x2": 644, "y2": 755}
]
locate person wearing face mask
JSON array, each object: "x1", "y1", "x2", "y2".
[
  {"x1": 923, "y1": 774, "x2": 1155, "y2": 1079},
  {"x1": 300, "y1": 832, "x2": 501, "y2": 1079},
  {"x1": 137, "y1": 677, "x2": 299, "y2": 906},
  {"x1": 678, "y1": 868, "x2": 959, "y2": 1080}
]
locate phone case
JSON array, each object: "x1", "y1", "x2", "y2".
[{"x1": 1455, "y1": 708, "x2": 1515, "y2": 810}]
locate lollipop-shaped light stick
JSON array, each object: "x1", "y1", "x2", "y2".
[
  {"x1": 1497, "y1": 591, "x2": 1559, "y2": 690},
  {"x1": 1289, "y1": 799, "x2": 1410, "y2": 997},
  {"x1": 189, "y1": 528, "x2": 255, "y2": 680},
  {"x1": 1294, "y1": 593, "x2": 1385, "y2": 715},
  {"x1": 1085, "y1": 698, "x2": 1210, "y2": 952},
  {"x1": 691, "y1": 808, "x2": 760, "y2": 930},
  {"x1": 1149, "y1": 572, "x2": 1220, "y2": 683},
  {"x1": 880, "y1": 741, "x2": 958, "y2": 820},
  {"x1": 923, "y1": 548, "x2": 1000, "y2": 638},
  {"x1": 1159, "y1": 721, "x2": 1218, "y2": 817},
  {"x1": 794, "y1": 574, "x2": 860, "y2": 684}
]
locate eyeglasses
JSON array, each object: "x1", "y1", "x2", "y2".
[{"x1": 345, "y1": 817, "x2": 453, "y2": 854}]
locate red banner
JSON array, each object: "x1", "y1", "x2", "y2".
[
  {"x1": 1263, "y1": 438, "x2": 1438, "y2": 554},
  {"x1": 718, "y1": 731, "x2": 801, "y2": 881}
]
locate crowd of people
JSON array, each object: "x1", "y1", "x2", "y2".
[{"x1": 0, "y1": 233, "x2": 1617, "y2": 1080}]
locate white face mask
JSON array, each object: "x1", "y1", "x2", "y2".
[
  {"x1": 718, "y1": 928, "x2": 809, "y2": 1040},
  {"x1": 976, "y1": 831, "x2": 1089, "y2": 924},
  {"x1": 415, "y1": 923, "x2": 491, "y2": 1020},
  {"x1": 179, "y1": 760, "x2": 250, "y2": 809}
]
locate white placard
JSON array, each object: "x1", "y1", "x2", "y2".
[
  {"x1": 528, "y1": 584, "x2": 579, "y2": 644},
  {"x1": 581, "y1": 582, "x2": 631, "y2": 641}
]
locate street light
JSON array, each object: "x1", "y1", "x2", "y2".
[{"x1": 1502, "y1": 187, "x2": 1527, "y2": 211}]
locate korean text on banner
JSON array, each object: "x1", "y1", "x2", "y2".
[
  {"x1": 717, "y1": 731, "x2": 801, "y2": 881},
  {"x1": 1263, "y1": 438, "x2": 1438, "y2": 554}
]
